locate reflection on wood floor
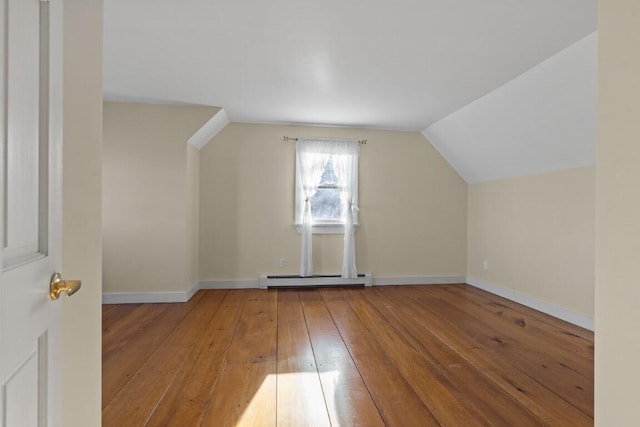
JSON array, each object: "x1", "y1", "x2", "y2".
[{"x1": 102, "y1": 284, "x2": 594, "y2": 426}]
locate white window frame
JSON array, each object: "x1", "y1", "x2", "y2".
[{"x1": 295, "y1": 153, "x2": 359, "y2": 235}]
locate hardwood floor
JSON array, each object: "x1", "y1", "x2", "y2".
[{"x1": 102, "y1": 285, "x2": 594, "y2": 426}]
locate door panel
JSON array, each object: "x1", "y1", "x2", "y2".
[
  {"x1": 4, "y1": 0, "x2": 48, "y2": 268},
  {"x1": 0, "y1": 0, "x2": 63, "y2": 425},
  {"x1": 4, "y1": 342, "x2": 39, "y2": 427}
]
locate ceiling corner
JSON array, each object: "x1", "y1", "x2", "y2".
[{"x1": 188, "y1": 108, "x2": 230, "y2": 149}]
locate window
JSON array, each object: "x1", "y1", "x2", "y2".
[
  {"x1": 295, "y1": 140, "x2": 359, "y2": 234},
  {"x1": 294, "y1": 138, "x2": 360, "y2": 277}
]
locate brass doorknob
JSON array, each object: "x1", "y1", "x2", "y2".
[{"x1": 49, "y1": 273, "x2": 82, "y2": 300}]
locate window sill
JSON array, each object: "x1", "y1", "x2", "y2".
[{"x1": 295, "y1": 224, "x2": 359, "y2": 235}]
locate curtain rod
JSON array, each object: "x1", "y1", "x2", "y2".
[{"x1": 283, "y1": 136, "x2": 367, "y2": 145}]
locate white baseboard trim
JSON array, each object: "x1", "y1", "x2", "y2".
[
  {"x1": 103, "y1": 281, "x2": 200, "y2": 304},
  {"x1": 185, "y1": 281, "x2": 200, "y2": 300},
  {"x1": 102, "y1": 291, "x2": 190, "y2": 304},
  {"x1": 196, "y1": 276, "x2": 465, "y2": 289},
  {"x1": 102, "y1": 280, "x2": 259, "y2": 303},
  {"x1": 372, "y1": 275, "x2": 466, "y2": 286},
  {"x1": 103, "y1": 276, "x2": 470, "y2": 302},
  {"x1": 466, "y1": 277, "x2": 594, "y2": 331},
  {"x1": 199, "y1": 280, "x2": 259, "y2": 289}
]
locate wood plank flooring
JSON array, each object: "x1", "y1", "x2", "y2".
[{"x1": 102, "y1": 285, "x2": 594, "y2": 426}]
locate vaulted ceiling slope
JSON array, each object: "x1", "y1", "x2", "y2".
[
  {"x1": 103, "y1": 0, "x2": 595, "y2": 131},
  {"x1": 423, "y1": 33, "x2": 596, "y2": 183}
]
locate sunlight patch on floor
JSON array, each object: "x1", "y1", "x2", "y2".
[{"x1": 236, "y1": 370, "x2": 340, "y2": 427}]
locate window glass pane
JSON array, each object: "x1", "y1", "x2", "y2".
[
  {"x1": 311, "y1": 187, "x2": 342, "y2": 221},
  {"x1": 310, "y1": 156, "x2": 342, "y2": 222}
]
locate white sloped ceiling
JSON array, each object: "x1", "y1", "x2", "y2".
[{"x1": 422, "y1": 33, "x2": 596, "y2": 184}]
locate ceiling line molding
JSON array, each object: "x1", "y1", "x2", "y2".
[{"x1": 188, "y1": 108, "x2": 230, "y2": 149}]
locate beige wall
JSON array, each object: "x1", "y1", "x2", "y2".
[
  {"x1": 467, "y1": 166, "x2": 595, "y2": 318},
  {"x1": 103, "y1": 102, "x2": 216, "y2": 293},
  {"x1": 186, "y1": 144, "x2": 200, "y2": 289},
  {"x1": 61, "y1": 0, "x2": 103, "y2": 425},
  {"x1": 596, "y1": 0, "x2": 640, "y2": 423},
  {"x1": 199, "y1": 123, "x2": 467, "y2": 281}
]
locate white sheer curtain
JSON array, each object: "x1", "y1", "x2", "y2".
[
  {"x1": 296, "y1": 140, "x2": 325, "y2": 276},
  {"x1": 331, "y1": 142, "x2": 359, "y2": 278},
  {"x1": 296, "y1": 139, "x2": 359, "y2": 278}
]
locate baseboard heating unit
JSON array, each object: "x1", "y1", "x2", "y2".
[{"x1": 259, "y1": 273, "x2": 372, "y2": 289}]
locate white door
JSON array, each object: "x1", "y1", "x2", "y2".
[{"x1": 0, "y1": 0, "x2": 68, "y2": 425}]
